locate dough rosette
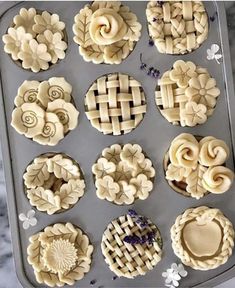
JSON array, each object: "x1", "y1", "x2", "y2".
[{"x1": 89, "y1": 8, "x2": 127, "y2": 45}]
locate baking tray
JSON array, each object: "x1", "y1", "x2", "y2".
[{"x1": 0, "y1": 1, "x2": 235, "y2": 288}]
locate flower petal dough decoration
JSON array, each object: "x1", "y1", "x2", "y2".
[
  {"x1": 13, "y1": 7, "x2": 37, "y2": 35},
  {"x1": 14, "y1": 80, "x2": 40, "y2": 107},
  {"x1": 96, "y1": 175, "x2": 120, "y2": 201},
  {"x1": 180, "y1": 101, "x2": 207, "y2": 127},
  {"x1": 102, "y1": 144, "x2": 121, "y2": 164},
  {"x1": 115, "y1": 181, "x2": 136, "y2": 205},
  {"x1": 92, "y1": 158, "x2": 116, "y2": 178},
  {"x1": 120, "y1": 144, "x2": 145, "y2": 168},
  {"x1": 130, "y1": 174, "x2": 153, "y2": 200}
]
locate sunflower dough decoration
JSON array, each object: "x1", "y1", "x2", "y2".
[
  {"x1": 93, "y1": 143, "x2": 155, "y2": 205},
  {"x1": 27, "y1": 222, "x2": 93, "y2": 287},
  {"x1": 11, "y1": 77, "x2": 79, "y2": 146},
  {"x1": 146, "y1": 1, "x2": 209, "y2": 55},
  {"x1": 23, "y1": 153, "x2": 85, "y2": 214},
  {"x1": 2, "y1": 7, "x2": 67, "y2": 72},
  {"x1": 101, "y1": 211, "x2": 162, "y2": 278},
  {"x1": 85, "y1": 73, "x2": 146, "y2": 135},
  {"x1": 171, "y1": 206, "x2": 234, "y2": 270},
  {"x1": 73, "y1": 1, "x2": 141, "y2": 64},
  {"x1": 164, "y1": 133, "x2": 234, "y2": 199},
  {"x1": 155, "y1": 60, "x2": 220, "y2": 126}
]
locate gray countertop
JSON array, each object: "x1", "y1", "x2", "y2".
[{"x1": 0, "y1": 2, "x2": 235, "y2": 288}]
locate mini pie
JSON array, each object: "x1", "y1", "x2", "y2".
[
  {"x1": 146, "y1": 1, "x2": 208, "y2": 55},
  {"x1": 73, "y1": 0, "x2": 142, "y2": 64},
  {"x1": 23, "y1": 153, "x2": 85, "y2": 214},
  {"x1": 101, "y1": 212, "x2": 162, "y2": 278},
  {"x1": 171, "y1": 206, "x2": 234, "y2": 270},
  {"x1": 11, "y1": 77, "x2": 79, "y2": 146},
  {"x1": 2, "y1": 7, "x2": 67, "y2": 72},
  {"x1": 85, "y1": 73, "x2": 146, "y2": 135},
  {"x1": 93, "y1": 143, "x2": 155, "y2": 205},
  {"x1": 164, "y1": 133, "x2": 234, "y2": 199},
  {"x1": 27, "y1": 222, "x2": 93, "y2": 287},
  {"x1": 155, "y1": 60, "x2": 220, "y2": 126}
]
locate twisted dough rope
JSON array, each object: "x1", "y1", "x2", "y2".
[{"x1": 171, "y1": 206, "x2": 234, "y2": 270}]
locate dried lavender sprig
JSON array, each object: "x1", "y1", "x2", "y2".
[
  {"x1": 124, "y1": 232, "x2": 156, "y2": 245},
  {"x1": 128, "y1": 209, "x2": 149, "y2": 229},
  {"x1": 140, "y1": 54, "x2": 160, "y2": 79}
]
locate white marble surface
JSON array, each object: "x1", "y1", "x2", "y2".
[{"x1": 0, "y1": 2, "x2": 235, "y2": 288}]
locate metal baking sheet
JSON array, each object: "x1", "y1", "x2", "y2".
[{"x1": 0, "y1": 1, "x2": 235, "y2": 287}]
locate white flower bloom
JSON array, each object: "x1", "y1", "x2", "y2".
[
  {"x1": 19, "y1": 209, "x2": 37, "y2": 229},
  {"x1": 162, "y1": 263, "x2": 187, "y2": 288},
  {"x1": 207, "y1": 44, "x2": 222, "y2": 64}
]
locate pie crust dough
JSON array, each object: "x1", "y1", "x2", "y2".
[
  {"x1": 155, "y1": 60, "x2": 220, "y2": 126},
  {"x1": 23, "y1": 153, "x2": 85, "y2": 214},
  {"x1": 27, "y1": 222, "x2": 93, "y2": 287},
  {"x1": 101, "y1": 213, "x2": 162, "y2": 278},
  {"x1": 85, "y1": 73, "x2": 146, "y2": 135},
  {"x1": 73, "y1": 1, "x2": 141, "y2": 64},
  {"x1": 171, "y1": 206, "x2": 234, "y2": 270},
  {"x1": 2, "y1": 8, "x2": 67, "y2": 72},
  {"x1": 146, "y1": 1, "x2": 209, "y2": 55},
  {"x1": 164, "y1": 133, "x2": 234, "y2": 199},
  {"x1": 93, "y1": 143, "x2": 155, "y2": 205},
  {"x1": 11, "y1": 77, "x2": 79, "y2": 146}
]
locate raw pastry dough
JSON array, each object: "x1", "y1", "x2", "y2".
[
  {"x1": 171, "y1": 206, "x2": 234, "y2": 270},
  {"x1": 146, "y1": 1, "x2": 209, "y2": 54},
  {"x1": 155, "y1": 60, "x2": 220, "y2": 126},
  {"x1": 23, "y1": 153, "x2": 85, "y2": 214},
  {"x1": 27, "y1": 222, "x2": 93, "y2": 287},
  {"x1": 73, "y1": 1, "x2": 141, "y2": 64},
  {"x1": 93, "y1": 143, "x2": 155, "y2": 205},
  {"x1": 165, "y1": 133, "x2": 234, "y2": 199},
  {"x1": 85, "y1": 73, "x2": 146, "y2": 135},
  {"x1": 101, "y1": 213, "x2": 162, "y2": 278}
]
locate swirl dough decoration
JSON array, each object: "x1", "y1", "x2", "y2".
[
  {"x1": 165, "y1": 133, "x2": 234, "y2": 199},
  {"x1": 11, "y1": 77, "x2": 79, "y2": 146},
  {"x1": 27, "y1": 223, "x2": 93, "y2": 287},
  {"x1": 23, "y1": 153, "x2": 85, "y2": 214},
  {"x1": 73, "y1": 1, "x2": 142, "y2": 64}
]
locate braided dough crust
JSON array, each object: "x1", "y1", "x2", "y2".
[
  {"x1": 85, "y1": 73, "x2": 146, "y2": 135},
  {"x1": 101, "y1": 214, "x2": 162, "y2": 278},
  {"x1": 171, "y1": 206, "x2": 234, "y2": 270},
  {"x1": 146, "y1": 1, "x2": 208, "y2": 55}
]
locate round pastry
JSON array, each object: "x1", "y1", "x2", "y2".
[
  {"x1": 2, "y1": 8, "x2": 67, "y2": 72},
  {"x1": 101, "y1": 209, "x2": 162, "y2": 278},
  {"x1": 164, "y1": 133, "x2": 234, "y2": 199},
  {"x1": 23, "y1": 153, "x2": 85, "y2": 214},
  {"x1": 73, "y1": 0, "x2": 142, "y2": 64},
  {"x1": 11, "y1": 77, "x2": 79, "y2": 146},
  {"x1": 85, "y1": 73, "x2": 146, "y2": 135},
  {"x1": 171, "y1": 206, "x2": 234, "y2": 270},
  {"x1": 155, "y1": 60, "x2": 220, "y2": 126},
  {"x1": 92, "y1": 143, "x2": 155, "y2": 205},
  {"x1": 146, "y1": 1, "x2": 209, "y2": 55},
  {"x1": 27, "y1": 222, "x2": 93, "y2": 287}
]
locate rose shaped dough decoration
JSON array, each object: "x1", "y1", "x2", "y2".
[{"x1": 14, "y1": 80, "x2": 40, "y2": 107}]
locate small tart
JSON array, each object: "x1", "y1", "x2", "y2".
[
  {"x1": 73, "y1": 0, "x2": 141, "y2": 64},
  {"x1": 23, "y1": 153, "x2": 85, "y2": 214},
  {"x1": 27, "y1": 222, "x2": 93, "y2": 287},
  {"x1": 155, "y1": 60, "x2": 220, "y2": 127},
  {"x1": 85, "y1": 73, "x2": 146, "y2": 135},
  {"x1": 146, "y1": 1, "x2": 209, "y2": 55},
  {"x1": 171, "y1": 206, "x2": 234, "y2": 270},
  {"x1": 164, "y1": 133, "x2": 234, "y2": 199},
  {"x1": 93, "y1": 143, "x2": 155, "y2": 205},
  {"x1": 101, "y1": 213, "x2": 162, "y2": 278}
]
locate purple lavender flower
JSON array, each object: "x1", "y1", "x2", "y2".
[{"x1": 128, "y1": 209, "x2": 138, "y2": 217}]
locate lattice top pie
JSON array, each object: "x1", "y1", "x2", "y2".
[
  {"x1": 85, "y1": 73, "x2": 146, "y2": 135},
  {"x1": 146, "y1": 1, "x2": 209, "y2": 54}
]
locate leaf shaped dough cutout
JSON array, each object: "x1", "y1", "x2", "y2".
[
  {"x1": 23, "y1": 157, "x2": 50, "y2": 188},
  {"x1": 35, "y1": 270, "x2": 64, "y2": 287},
  {"x1": 73, "y1": 7, "x2": 93, "y2": 48},
  {"x1": 27, "y1": 187, "x2": 61, "y2": 215},
  {"x1": 166, "y1": 163, "x2": 192, "y2": 182},
  {"x1": 104, "y1": 40, "x2": 133, "y2": 64},
  {"x1": 75, "y1": 229, "x2": 93, "y2": 260},
  {"x1": 91, "y1": 1, "x2": 121, "y2": 12},
  {"x1": 27, "y1": 233, "x2": 45, "y2": 272},
  {"x1": 79, "y1": 44, "x2": 104, "y2": 64},
  {"x1": 186, "y1": 165, "x2": 207, "y2": 199}
]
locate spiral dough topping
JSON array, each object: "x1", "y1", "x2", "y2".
[
  {"x1": 42, "y1": 122, "x2": 56, "y2": 137},
  {"x1": 21, "y1": 111, "x2": 38, "y2": 128},
  {"x1": 48, "y1": 85, "x2": 65, "y2": 101},
  {"x1": 23, "y1": 89, "x2": 38, "y2": 103}
]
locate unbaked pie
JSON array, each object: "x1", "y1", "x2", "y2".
[
  {"x1": 146, "y1": 1, "x2": 209, "y2": 54},
  {"x1": 27, "y1": 222, "x2": 93, "y2": 286},
  {"x1": 23, "y1": 153, "x2": 85, "y2": 214},
  {"x1": 171, "y1": 206, "x2": 234, "y2": 270},
  {"x1": 155, "y1": 60, "x2": 220, "y2": 126},
  {"x1": 73, "y1": 0, "x2": 142, "y2": 64},
  {"x1": 85, "y1": 73, "x2": 146, "y2": 135},
  {"x1": 2, "y1": 8, "x2": 67, "y2": 72},
  {"x1": 101, "y1": 210, "x2": 162, "y2": 278},
  {"x1": 92, "y1": 143, "x2": 155, "y2": 205},
  {"x1": 164, "y1": 133, "x2": 234, "y2": 199},
  {"x1": 11, "y1": 77, "x2": 79, "y2": 146}
]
